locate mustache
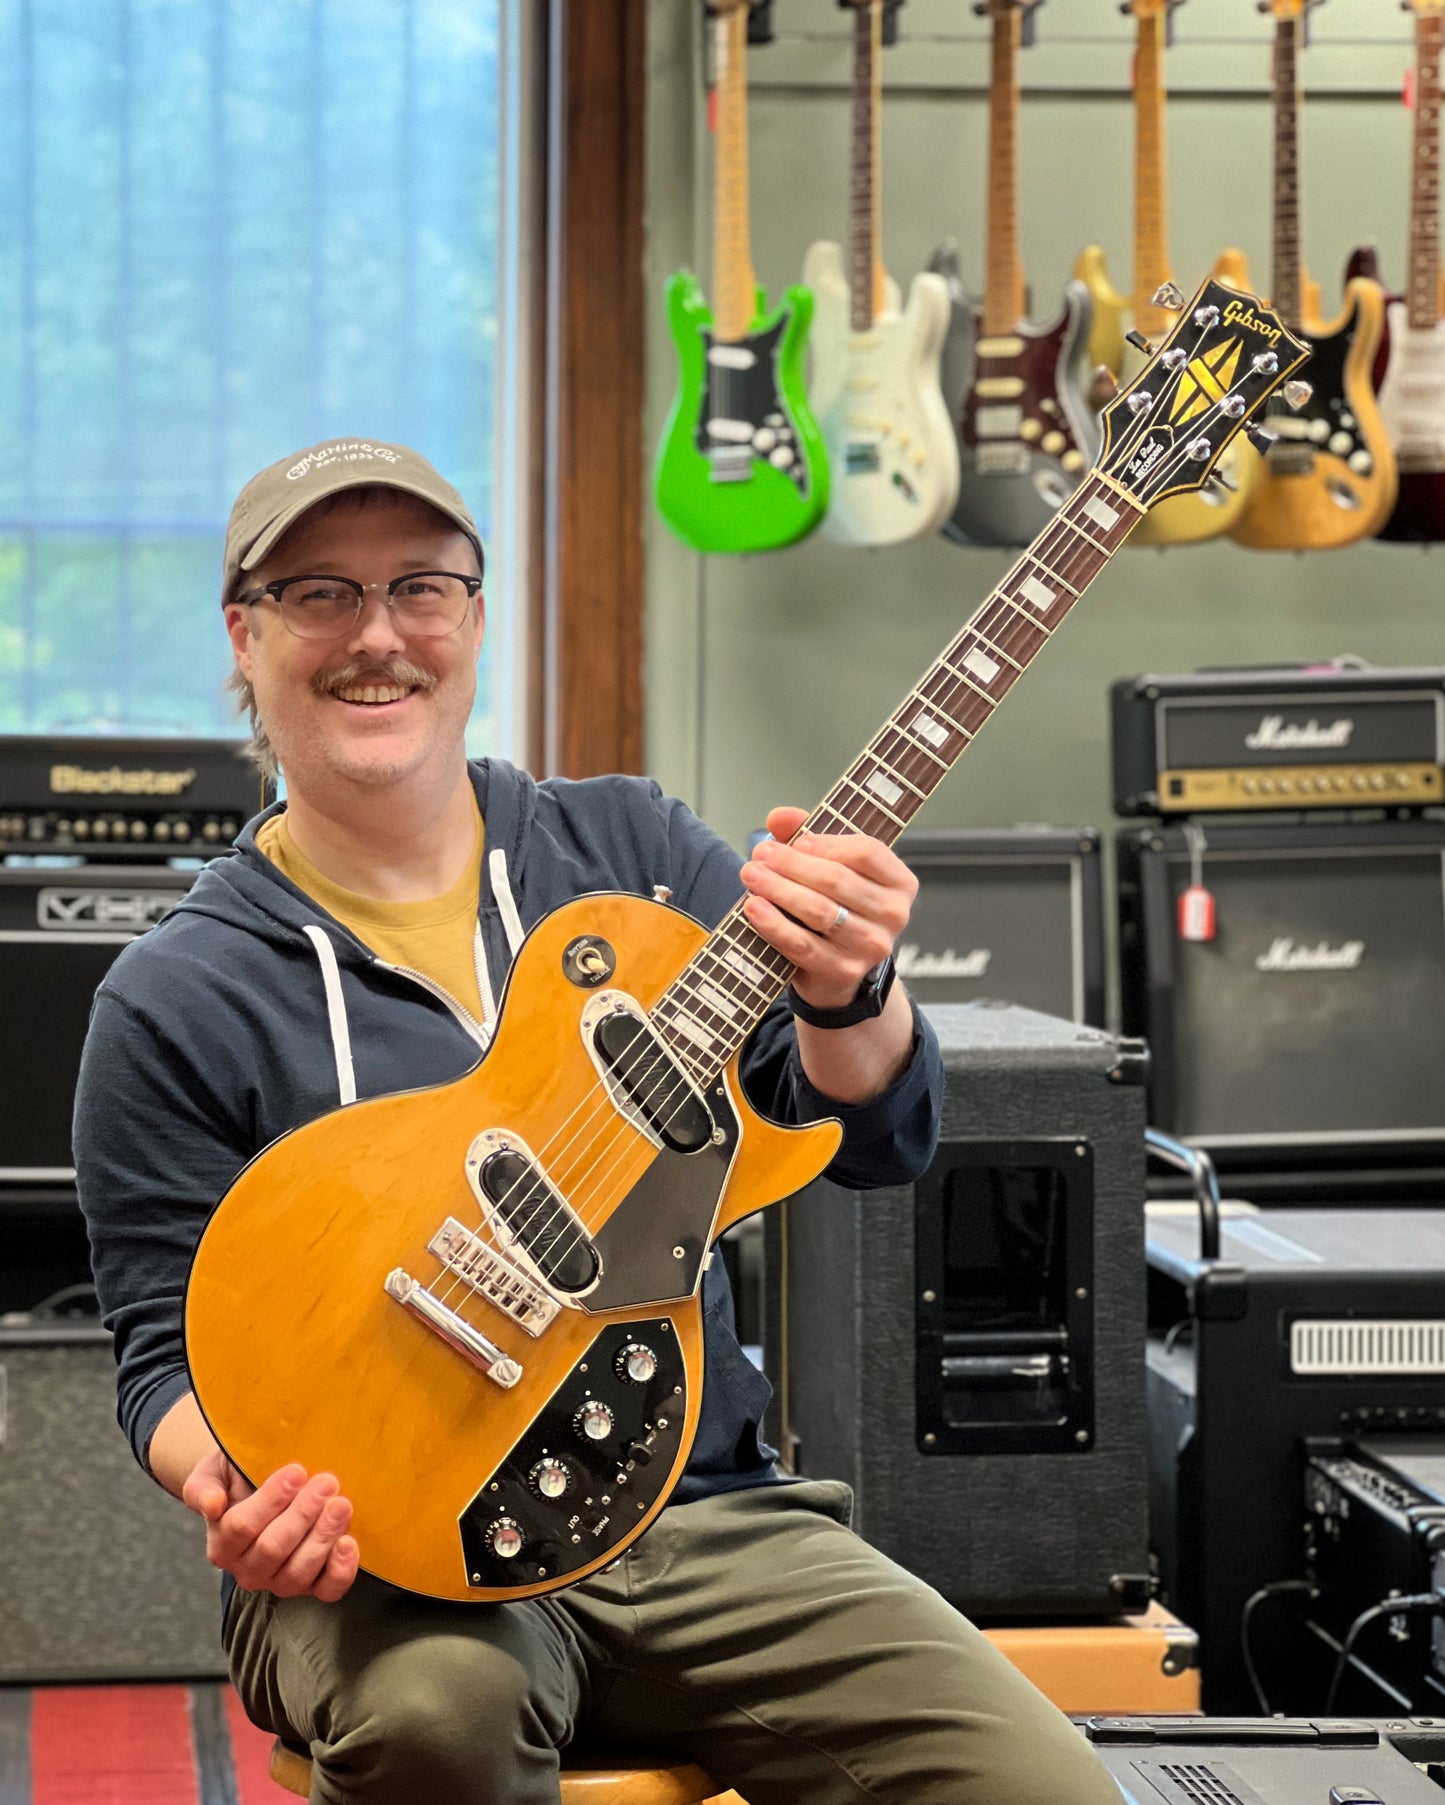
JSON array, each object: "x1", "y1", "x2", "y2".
[{"x1": 311, "y1": 658, "x2": 438, "y2": 699}]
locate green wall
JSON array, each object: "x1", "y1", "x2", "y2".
[{"x1": 643, "y1": 0, "x2": 1442, "y2": 854}]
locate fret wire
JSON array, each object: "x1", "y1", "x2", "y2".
[
  {"x1": 937, "y1": 656, "x2": 1004, "y2": 709},
  {"x1": 874, "y1": 720, "x2": 945, "y2": 781},
  {"x1": 888, "y1": 720, "x2": 952, "y2": 769},
  {"x1": 862, "y1": 749, "x2": 929, "y2": 802},
  {"x1": 837, "y1": 771, "x2": 908, "y2": 830},
  {"x1": 967, "y1": 626, "x2": 1024, "y2": 672}
]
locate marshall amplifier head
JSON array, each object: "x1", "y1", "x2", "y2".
[
  {"x1": 1111, "y1": 663, "x2": 1445, "y2": 816},
  {"x1": 1117, "y1": 816, "x2": 1445, "y2": 1165},
  {"x1": 894, "y1": 828, "x2": 1105, "y2": 1026},
  {"x1": 0, "y1": 864, "x2": 198, "y2": 1182},
  {"x1": 0, "y1": 733, "x2": 264, "y2": 858}
]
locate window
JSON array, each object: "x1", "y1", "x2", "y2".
[{"x1": 0, "y1": 0, "x2": 508, "y2": 752}]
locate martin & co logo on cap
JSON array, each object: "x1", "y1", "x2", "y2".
[{"x1": 287, "y1": 441, "x2": 403, "y2": 482}]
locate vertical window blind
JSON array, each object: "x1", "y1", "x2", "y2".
[{"x1": 0, "y1": 0, "x2": 500, "y2": 745}]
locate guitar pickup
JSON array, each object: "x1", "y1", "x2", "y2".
[
  {"x1": 384, "y1": 1269, "x2": 523, "y2": 1388},
  {"x1": 706, "y1": 443, "x2": 753, "y2": 484},
  {"x1": 427, "y1": 1219, "x2": 561, "y2": 1336}
]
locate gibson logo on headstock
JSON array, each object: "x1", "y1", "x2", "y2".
[{"x1": 1221, "y1": 299, "x2": 1282, "y2": 346}]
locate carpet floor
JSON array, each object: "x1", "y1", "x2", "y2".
[{"x1": 0, "y1": 1682, "x2": 285, "y2": 1805}]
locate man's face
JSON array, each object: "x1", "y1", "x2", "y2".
[{"x1": 224, "y1": 492, "x2": 485, "y2": 798}]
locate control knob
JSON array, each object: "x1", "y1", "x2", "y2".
[
  {"x1": 487, "y1": 1517, "x2": 525, "y2": 1560},
  {"x1": 615, "y1": 1342, "x2": 658, "y2": 1384},
  {"x1": 574, "y1": 1399, "x2": 614, "y2": 1442},
  {"x1": 529, "y1": 1457, "x2": 572, "y2": 1500}
]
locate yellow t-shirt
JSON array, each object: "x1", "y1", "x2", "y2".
[{"x1": 255, "y1": 806, "x2": 487, "y2": 1027}]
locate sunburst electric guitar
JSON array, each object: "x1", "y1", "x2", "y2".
[
  {"x1": 654, "y1": 0, "x2": 828, "y2": 554},
  {"x1": 1073, "y1": 0, "x2": 1259, "y2": 544},
  {"x1": 186, "y1": 279, "x2": 1307, "y2": 1604},
  {"x1": 802, "y1": 0, "x2": 958, "y2": 545},
  {"x1": 1352, "y1": 0, "x2": 1445, "y2": 543},
  {"x1": 1228, "y1": 0, "x2": 1397, "y2": 551},
  {"x1": 933, "y1": 0, "x2": 1098, "y2": 549}
]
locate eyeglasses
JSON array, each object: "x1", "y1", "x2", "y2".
[{"x1": 241, "y1": 571, "x2": 482, "y2": 640}]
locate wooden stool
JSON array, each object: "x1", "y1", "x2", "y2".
[
  {"x1": 982, "y1": 1602, "x2": 1201, "y2": 1715},
  {"x1": 269, "y1": 1739, "x2": 724, "y2": 1803}
]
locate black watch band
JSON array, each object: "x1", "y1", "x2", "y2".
[{"x1": 787, "y1": 955, "x2": 897, "y2": 1029}]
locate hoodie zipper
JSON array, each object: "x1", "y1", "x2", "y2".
[{"x1": 373, "y1": 924, "x2": 493, "y2": 1049}]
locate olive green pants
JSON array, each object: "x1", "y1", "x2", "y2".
[{"x1": 226, "y1": 1479, "x2": 1122, "y2": 1805}]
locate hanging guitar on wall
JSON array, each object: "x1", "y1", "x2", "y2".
[
  {"x1": 932, "y1": 0, "x2": 1098, "y2": 550},
  {"x1": 1073, "y1": 0, "x2": 1260, "y2": 546},
  {"x1": 187, "y1": 276, "x2": 1309, "y2": 1604},
  {"x1": 1350, "y1": 0, "x2": 1445, "y2": 544},
  {"x1": 654, "y1": 0, "x2": 829, "y2": 555},
  {"x1": 801, "y1": 0, "x2": 959, "y2": 547},
  {"x1": 1227, "y1": 0, "x2": 1398, "y2": 552}
]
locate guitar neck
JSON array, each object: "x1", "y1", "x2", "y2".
[
  {"x1": 1408, "y1": 11, "x2": 1444, "y2": 329},
  {"x1": 1133, "y1": 10, "x2": 1174, "y2": 337},
  {"x1": 653, "y1": 473, "x2": 1143, "y2": 1084},
  {"x1": 848, "y1": 1, "x2": 887, "y2": 331},
  {"x1": 982, "y1": 6, "x2": 1026, "y2": 338},
  {"x1": 1271, "y1": 15, "x2": 1304, "y2": 329},
  {"x1": 712, "y1": 5, "x2": 757, "y2": 343}
]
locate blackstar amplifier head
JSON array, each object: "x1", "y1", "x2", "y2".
[{"x1": 1111, "y1": 663, "x2": 1445, "y2": 817}]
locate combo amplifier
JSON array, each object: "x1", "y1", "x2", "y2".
[
  {"x1": 1111, "y1": 663, "x2": 1445, "y2": 817},
  {"x1": 893, "y1": 827, "x2": 1104, "y2": 1025},
  {"x1": 1117, "y1": 816, "x2": 1445, "y2": 1172},
  {"x1": 1081, "y1": 1716, "x2": 1445, "y2": 1804},
  {"x1": 0, "y1": 863, "x2": 200, "y2": 1183},
  {"x1": 767, "y1": 1001, "x2": 1150, "y2": 1618},
  {"x1": 1146, "y1": 1203, "x2": 1445, "y2": 1713},
  {"x1": 0, "y1": 1321, "x2": 227, "y2": 1680},
  {"x1": 0, "y1": 733, "x2": 262, "y2": 858}
]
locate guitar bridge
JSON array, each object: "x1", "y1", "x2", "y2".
[{"x1": 427, "y1": 1219, "x2": 562, "y2": 1335}]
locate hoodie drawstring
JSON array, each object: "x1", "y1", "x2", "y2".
[
  {"x1": 489, "y1": 846, "x2": 526, "y2": 958},
  {"x1": 302, "y1": 925, "x2": 358, "y2": 1106}
]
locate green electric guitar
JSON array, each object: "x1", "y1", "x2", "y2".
[{"x1": 654, "y1": 0, "x2": 828, "y2": 553}]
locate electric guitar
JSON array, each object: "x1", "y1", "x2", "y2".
[
  {"x1": 1073, "y1": 0, "x2": 1259, "y2": 545},
  {"x1": 1228, "y1": 0, "x2": 1397, "y2": 551},
  {"x1": 654, "y1": 0, "x2": 829, "y2": 554},
  {"x1": 1357, "y1": 0, "x2": 1445, "y2": 544},
  {"x1": 936, "y1": 0, "x2": 1098, "y2": 549},
  {"x1": 802, "y1": 0, "x2": 958, "y2": 546},
  {"x1": 186, "y1": 279, "x2": 1307, "y2": 1604}
]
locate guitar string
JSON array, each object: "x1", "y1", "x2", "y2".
[
  {"x1": 425, "y1": 324, "x2": 1244, "y2": 1323},
  {"x1": 424, "y1": 313, "x2": 1268, "y2": 1326}
]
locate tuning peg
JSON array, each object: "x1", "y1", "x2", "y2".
[
  {"x1": 1125, "y1": 329, "x2": 1156, "y2": 356},
  {"x1": 1246, "y1": 423, "x2": 1277, "y2": 456},
  {"x1": 1282, "y1": 379, "x2": 1313, "y2": 411},
  {"x1": 1152, "y1": 282, "x2": 1186, "y2": 312},
  {"x1": 1185, "y1": 438, "x2": 1213, "y2": 462},
  {"x1": 1091, "y1": 365, "x2": 1120, "y2": 401}
]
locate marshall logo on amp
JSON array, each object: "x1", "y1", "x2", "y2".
[
  {"x1": 1112, "y1": 665, "x2": 1445, "y2": 816},
  {"x1": 38, "y1": 887, "x2": 187, "y2": 932},
  {"x1": 1254, "y1": 937, "x2": 1365, "y2": 973},
  {"x1": 897, "y1": 944, "x2": 992, "y2": 981}
]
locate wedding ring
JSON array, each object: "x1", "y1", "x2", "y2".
[{"x1": 826, "y1": 904, "x2": 849, "y2": 936}]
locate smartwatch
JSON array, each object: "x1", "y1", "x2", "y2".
[{"x1": 787, "y1": 955, "x2": 897, "y2": 1029}]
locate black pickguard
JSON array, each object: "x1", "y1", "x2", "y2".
[
  {"x1": 697, "y1": 315, "x2": 810, "y2": 495},
  {"x1": 1260, "y1": 305, "x2": 1378, "y2": 481}
]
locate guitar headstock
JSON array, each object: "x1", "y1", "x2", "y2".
[
  {"x1": 1401, "y1": 0, "x2": 1445, "y2": 15},
  {"x1": 1256, "y1": 0, "x2": 1324, "y2": 19},
  {"x1": 1122, "y1": 0, "x2": 1186, "y2": 18},
  {"x1": 1097, "y1": 278, "x2": 1310, "y2": 510}
]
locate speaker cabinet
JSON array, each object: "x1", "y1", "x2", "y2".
[
  {"x1": 0, "y1": 1324, "x2": 227, "y2": 1680},
  {"x1": 0, "y1": 864, "x2": 197, "y2": 1182},
  {"x1": 767, "y1": 1002, "x2": 1149, "y2": 1617},
  {"x1": 1118, "y1": 818, "x2": 1445, "y2": 1169},
  {"x1": 895, "y1": 828, "x2": 1105, "y2": 1025}
]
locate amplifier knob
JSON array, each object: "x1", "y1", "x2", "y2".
[
  {"x1": 130, "y1": 820, "x2": 148, "y2": 839},
  {"x1": 574, "y1": 1400, "x2": 614, "y2": 1442},
  {"x1": 529, "y1": 1457, "x2": 572, "y2": 1500},
  {"x1": 1369, "y1": 772, "x2": 1386, "y2": 791},
  {"x1": 1278, "y1": 778, "x2": 1293, "y2": 794},
  {"x1": 222, "y1": 818, "x2": 239, "y2": 837},
  {"x1": 73, "y1": 820, "x2": 90, "y2": 838},
  {"x1": 1243, "y1": 778, "x2": 1259, "y2": 795},
  {"x1": 1352, "y1": 775, "x2": 1367, "y2": 791},
  {"x1": 615, "y1": 1343, "x2": 658, "y2": 1384},
  {"x1": 154, "y1": 821, "x2": 172, "y2": 840},
  {"x1": 1297, "y1": 777, "x2": 1313, "y2": 794},
  {"x1": 202, "y1": 821, "x2": 220, "y2": 842},
  {"x1": 173, "y1": 821, "x2": 191, "y2": 841},
  {"x1": 93, "y1": 819, "x2": 110, "y2": 839},
  {"x1": 1396, "y1": 772, "x2": 1413, "y2": 789},
  {"x1": 487, "y1": 1517, "x2": 525, "y2": 1560}
]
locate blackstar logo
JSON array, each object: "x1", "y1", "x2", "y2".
[
  {"x1": 896, "y1": 943, "x2": 992, "y2": 980},
  {"x1": 1244, "y1": 715, "x2": 1353, "y2": 752},
  {"x1": 38, "y1": 887, "x2": 187, "y2": 932},
  {"x1": 49, "y1": 764, "x2": 197, "y2": 796},
  {"x1": 1255, "y1": 937, "x2": 1364, "y2": 973},
  {"x1": 1222, "y1": 298, "x2": 1282, "y2": 346}
]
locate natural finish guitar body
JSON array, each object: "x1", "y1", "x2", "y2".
[{"x1": 187, "y1": 892, "x2": 842, "y2": 1604}]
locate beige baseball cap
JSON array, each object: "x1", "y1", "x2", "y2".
[{"x1": 221, "y1": 438, "x2": 483, "y2": 602}]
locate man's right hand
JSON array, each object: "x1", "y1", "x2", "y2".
[{"x1": 181, "y1": 1445, "x2": 360, "y2": 1602}]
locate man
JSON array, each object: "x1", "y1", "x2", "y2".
[{"x1": 75, "y1": 440, "x2": 1121, "y2": 1804}]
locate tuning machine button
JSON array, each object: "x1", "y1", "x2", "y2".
[
  {"x1": 529, "y1": 1457, "x2": 573, "y2": 1500},
  {"x1": 574, "y1": 1399, "x2": 615, "y2": 1442},
  {"x1": 1193, "y1": 304, "x2": 1221, "y2": 328},
  {"x1": 1252, "y1": 351, "x2": 1279, "y2": 375},
  {"x1": 1152, "y1": 282, "x2": 1185, "y2": 311},
  {"x1": 487, "y1": 1517, "x2": 525, "y2": 1560},
  {"x1": 1246, "y1": 424, "x2": 1277, "y2": 456},
  {"x1": 616, "y1": 1342, "x2": 658, "y2": 1384},
  {"x1": 1126, "y1": 390, "x2": 1154, "y2": 415}
]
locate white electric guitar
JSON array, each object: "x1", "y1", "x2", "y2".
[{"x1": 803, "y1": 0, "x2": 959, "y2": 546}]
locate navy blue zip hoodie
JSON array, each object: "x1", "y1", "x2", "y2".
[{"x1": 75, "y1": 757, "x2": 942, "y2": 1512}]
